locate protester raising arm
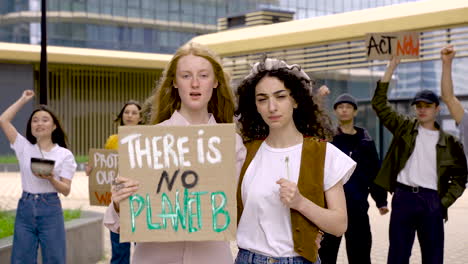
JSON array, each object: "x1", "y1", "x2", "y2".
[
  {"x1": 0, "y1": 90, "x2": 34, "y2": 143},
  {"x1": 440, "y1": 45, "x2": 464, "y2": 123},
  {"x1": 0, "y1": 90, "x2": 76, "y2": 263}
]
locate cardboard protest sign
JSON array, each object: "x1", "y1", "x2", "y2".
[
  {"x1": 366, "y1": 32, "x2": 420, "y2": 60},
  {"x1": 118, "y1": 124, "x2": 236, "y2": 242},
  {"x1": 88, "y1": 149, "x2": 118, "y2": 206}
]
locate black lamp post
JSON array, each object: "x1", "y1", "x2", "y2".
[{"x1": 40, "y1": 0, "x2": 47, "y2": 105}]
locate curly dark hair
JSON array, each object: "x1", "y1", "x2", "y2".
[{"x1": 235, "y1": 64, "x2": 334, "y2": 142}]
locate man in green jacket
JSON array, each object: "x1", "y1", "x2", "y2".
[{"x1": 372, "y1": 57, "x2": 467, "y2": 264}]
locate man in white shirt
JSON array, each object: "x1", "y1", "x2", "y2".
[{"x1": 372, "y1": 57, "x2": 467, "y2": 264}]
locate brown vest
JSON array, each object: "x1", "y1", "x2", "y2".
[{"x1": 236, "y1": 138, "x2": 326, "y2": 262}]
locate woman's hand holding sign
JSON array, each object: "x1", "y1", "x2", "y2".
[{"x1": 112, "y1": 176, "x2": 140, "y2": 213}]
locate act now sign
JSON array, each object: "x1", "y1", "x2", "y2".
[
  {"x1": 118, "y1": 124, "x2": 236, "y2": 243},
  {"x1": 365, "y1": 31, "x2": 420, "y2": 60}
]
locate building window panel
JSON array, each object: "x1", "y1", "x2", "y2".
[{"x1": 72, "y1": 0, "x2": 86, "y2": 12}]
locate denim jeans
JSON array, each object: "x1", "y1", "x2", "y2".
[
  {"x1": 235, "y1": 248, "x2": 321, "y2": 264},
  {"x1": 388, "y1": 186, "x2": 444, "y2": 264},
  {"x1": 110, "y1": 230, "x2": 131, "y2": 264},
  {"x1": 11, "y1": 191, "x2": 66, "y2": 264}
]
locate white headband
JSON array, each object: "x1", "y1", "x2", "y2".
[{"x1": 245, "y1": 58, "x2": 311, "y2": 82}]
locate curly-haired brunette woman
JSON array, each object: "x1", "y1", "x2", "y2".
[
  {"x1": 234, "y1": 58, "x2": 356, "y2": 264},
  {"x1": 236, "y1": 59, "x2": 334, "y2": 142}
]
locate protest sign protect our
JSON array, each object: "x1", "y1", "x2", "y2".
[{"x1": 88, "y1": 149, "x2": 118, "y2": 206}]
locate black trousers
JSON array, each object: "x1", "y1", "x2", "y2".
[
  {"x1": 319, "y1": 206, "x2": 372, "y2": 264},
  {"x1": 388, "y1": 185, "x2": 444, "y2": 264}
]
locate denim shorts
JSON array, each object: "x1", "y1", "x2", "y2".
[{"x1": 235, "y1": 248, "x2": 321, "y2": 264}]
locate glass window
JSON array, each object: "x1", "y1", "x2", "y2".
[
  {"x1": 48, "y1": 0, "x2": 59, "y2": 11},
  {"x1": 343, "y1": 0, "x2": 352, "y2": 11},
  {"x1": 113, "y1": 0, "x2": 126, "y2": 16},
  {"x1": 101, "y1": 0, "x2": 113, "y2": 15},
  {"x1": 316, "y1": 0, "x2": 326, "y2": 11},
  {"x1": 87, "y1": 24, "x2": 99, "y2": 41},
  {"x1": 132, "y1": 27, "x2": 144, "y2": 44},
  {"x1": 72, "y1": 0, "x2": 86, "y2": 12},
  {"x1": 87, "y1": 0, "x2": 100, "y2": 13},
  {"x1": 60, "y1": 0, "x2": 72, "y2": 11},
  {"x1": 333, "y1": 0, "x2": 344, "y2": 13},
  {"x1": 169, "y1": 0, "x2": 179, "y2": 12},
  {"x1": 128, "y1": 0, "x2": 140, "y2": 17},
  {"x1": 159, "y1": 31, "x2": 168, "y2": 48},
  {"x1": 72, "y1": 23, "x2": 86, "y2": 41},
  {"x1": 142, "y1": 0, "x2": 155, "y2": 19}
]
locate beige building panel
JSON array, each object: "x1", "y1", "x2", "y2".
[
  {"x1": 0, "y1": 42, "x2": 171, "y2": 69},
  {"x1": 191, "y1": 0, "x2": 468, "y2": 56}
]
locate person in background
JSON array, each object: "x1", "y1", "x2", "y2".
[
  {"x1": 440, "y1": 45, "x2": 468, "y2": 157},
  {"x1": 104, "y1": 100, "x2": 142, "y2": 149},
  {"x1": 105, "y1": 100, "x2": 142, "y2": 264},
  {"x1": 234, "y1": 58, "x2": 356, "y2": 264},
  {"x1": 373, "y1": 57, "x2": 467, "y2": 264},
  {"x1": 0, "y1": 90, "x2": 77, "y2": 264},
  {"x1": 103, "y1": 42, "x2": 247, "y2": 264},
  {"x1": 319, "y1": 91, "x2": 388, "y2": 264}
]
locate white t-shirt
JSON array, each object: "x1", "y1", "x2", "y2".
[
  {"x1": 11, "y1": 133, "x2": 77, "y2": 194},
  {"x1": 397, "y1": 126, "x2": 439, "y2": 190},
  {"x1": 237, "y1": 141, "x2": 356, "y2": 257}
]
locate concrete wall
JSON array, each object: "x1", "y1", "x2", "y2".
[
  {"x1": 0, "y1": 210, "x2": 104, "y2": 264},
  {"x1": 0, "y1": 63, "x2": 34, "y2": 156}
]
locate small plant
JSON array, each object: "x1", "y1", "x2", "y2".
[
  {"x1": 75, "y1": 155, "x2": 88, "y2": 164},
  {"x1": 0, "y1": 211, "x2": 15, "y2": 238},
  {"x1": 0, "y1": 208, "x2": 82, "y2": 239},
  {"x1": 0, "y1": 155, "x2": 88, "y2": 164},
  {"x1": 63, "y1": 208, "x2": 82, "y2": 221},
  {"x1": 0, "y1": 155, "x2": 18, "y2": 164}
]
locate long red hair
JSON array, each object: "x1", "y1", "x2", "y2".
[{"x1": 150, "y1": 42, "x2": 234, "y2": 124}]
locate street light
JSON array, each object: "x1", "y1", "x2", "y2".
[{"x1": 40, "y1": 0, "x2": 47, "y2": 105}]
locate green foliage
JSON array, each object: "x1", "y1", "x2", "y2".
[
  {"x1": 0, "y1": 209, "x2": 82, "y2": 239},
  {"x1": 75, "y1": 155, "x2": 88, "y2": 163},
  {"x1": 0, "y1": 211, "x2": 15, "y2": 239},
  {"x1": 0, "y1": 155, "x2": 88, "y2": 164},
  {"x1": 63, "y1": 208, "x2": 82, "y2": 221},
  {"x1": 0, "y1": 155, "x2": 18, "y2": 164}
]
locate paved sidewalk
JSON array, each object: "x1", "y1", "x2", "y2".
[{"x1": 1, "y1": 171, "x2": 468, "y2": 263}]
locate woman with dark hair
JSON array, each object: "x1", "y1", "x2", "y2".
[
  {"x1": 235, "y1": 58, "x2": 356, "y2": 264},
  {"x1": 106, "y1": 100, "x2": 142, "y2": 264},
  {"x1": 104, "y1": 100, "x2": 142, "y2": 150},
  {"x1": 0, "y1": 89, "x2": 77, "y2": 264},
  {"x1": 104, "y1": 42, "x2": 246, "y2": 264},
  {"x1": 86, "y1": 100, "x2": 142, "y2": 264}
]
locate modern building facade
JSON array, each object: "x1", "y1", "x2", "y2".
[
  {"x1": 1, "y1": 0, "x2": 464, "y2": 158},
  {"x1": 1, "y1": 0, "x2": 422, "y2": 54},
  {"x1": 192, "y1": 0, "x2": 468, "y2": 156}
]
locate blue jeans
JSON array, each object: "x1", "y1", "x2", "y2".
[
  {"x1": 110, "y1": 230, "x2": 131, "y2": 264},
  {"x1": 11, "y1": 192, "x2": 66, "y2": 264},
  {"x1": 235, "y1": 248, "x2": 321, "y2": 264},
  {"x1": 388, "y1": 186, "x2": 444, "y2": 264}
]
